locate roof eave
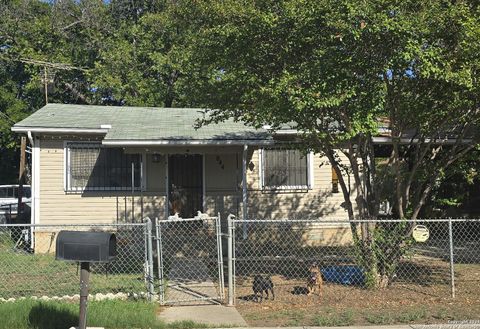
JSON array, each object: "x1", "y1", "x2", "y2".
[
  {"x1": 11, "y1": 126, "x2": 109, "y2": 134},
  {"x1": 273, "y1": 129, "x2": 298, "y2": 135},
  {"x1": 102, "y1": 139, "x2": 275, "y2": 146},
  {"x1": 372, "y1": 137, "x2": 473, "y2": 145}
]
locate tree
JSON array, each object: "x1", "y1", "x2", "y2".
[
  {"x1": 0, "y1": 0, "x2": 203, "y2": 182},
  {"x1": 185, "y1": 0, "x2": 480, "y2": 287},
  {"x1": 91, "y1": 1, "x2": 201, "y2": 107},
  {"x1": 423, "y1": 149, "x2": 480, "y2": 217},
  {"x1": 0, "y1": 61, "x2": 30, "y2": 183},
  {"x1": 0, "y1": 0, "x2": 110, "y2": 181},
  {"x1": 0, "y1": 0, "x2": 46, "y2": 182}
]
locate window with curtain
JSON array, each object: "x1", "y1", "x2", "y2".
[
  {"x1": 66, "y1": 143, "x2": 141, "y2": 191},
  {"x1": 262, "y1": 148, "x2": 310, "y2": 189}
]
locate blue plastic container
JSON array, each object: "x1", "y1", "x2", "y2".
[{"x1": 321, "y1": 265, "x2": 365, "y2": 285}]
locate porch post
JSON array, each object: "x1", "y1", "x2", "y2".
[
  {"x1": 242, "y1": 144, "x2": 248, "y2": 238},
  {"x1": 131, "y1": 162, "x2": 135, "y2": 223},
  {"x1": 31, "y1": 135, "x2": 38, "y2": 226},
  {"x1": 164, "y1": 155, "x2": 169, "y2": 220},
  {"x1": 30, "y1": 133, "x2": 39, "y2": 250}
]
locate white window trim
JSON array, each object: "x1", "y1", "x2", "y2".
[
  {"x1": 259, "y1": 148, "x2": 314, "y2": 191},
  {"x1": 64, "y1": 142, "x2": 143, "y2": 192}
]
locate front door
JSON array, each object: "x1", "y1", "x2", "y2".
[{"x1": 168, "y1": 154, "x2": 203, "y2": 218}]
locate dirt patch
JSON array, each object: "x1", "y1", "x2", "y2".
[{"x1": 235, "y1": 262, "x2": 480, "y2": 326}]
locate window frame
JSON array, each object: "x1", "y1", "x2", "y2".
[
  {"x1": 259, "y1": 148, "x2": 314, "y2": 191},
  {"x1": 64, "y1": 141, "x2": 143, "y2": 192}
]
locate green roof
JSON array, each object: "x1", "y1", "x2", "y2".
[{"x1": 13, "y1": 104, "x2": 272, "y2": 143}]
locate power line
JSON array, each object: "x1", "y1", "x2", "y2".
[
  {"x1": 0, "y1": 55, "x2": 88, "y2": 71},
  {"x1": 0, "y1": 55, "x2": 89, "y2": 104},
  {"x1": 0, "y1": 111, "x2": 17, "y2": 125},
  {"x1": 17, "y1": 57, "x2": 88, "y2": 71}
]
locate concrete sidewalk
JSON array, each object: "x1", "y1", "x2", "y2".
[
  {"x1": 164, "y1": 257, "x2": 221, "y2": 305},
  {"x1": 215, "y1": 325, "x2": 480, "y2": 329},
  {"x1": 158, "y1": 304, "x2": 248, "y2": 327}
]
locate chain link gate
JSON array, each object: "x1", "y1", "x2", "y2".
[{"x1": 154, "y1": 215, "x2": 225, "y2": 305}]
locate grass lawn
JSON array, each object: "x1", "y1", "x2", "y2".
[{"x1": 0, "y1": 299, "x2": 208, "y2": 329}]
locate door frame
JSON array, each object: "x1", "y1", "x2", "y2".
[{"x1": 165, "y1": 153, "x2": 206, "y2": 219}]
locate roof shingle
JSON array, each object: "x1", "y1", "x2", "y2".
[{"x1": 13, "y1": 104, "x2": 271, "y2": 142}]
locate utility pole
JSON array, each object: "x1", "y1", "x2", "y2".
[{"x1": 44, "y1": 66, "x2": 48, "y2": 104}]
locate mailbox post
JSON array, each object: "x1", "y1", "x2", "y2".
[
  {"x1": 79, "y1": 262, "x2": 90, "y2": 329},
  {"x1": 56, "y1": 231, "x2": 117, "y2": 329}
]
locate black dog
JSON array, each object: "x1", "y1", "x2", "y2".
[{"x1": 252, "y1": 275, "x2": 275, "y2": 302}]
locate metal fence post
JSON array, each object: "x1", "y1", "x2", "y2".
[
  {"x1": 145, "y1": 218, "x2": 155, "y2": 301},
  {"x1": 216, "y1": 213, "x2": 225, "y2": 300},
  {"x1": 448, "y1": 218, "x2": 456, "y2": 299},
  {"x1": 155, "y1": 217, "x2": 165, "y2": 305},
  {"x1": 227, "y1": 214, "x2": 235, "y2": 306}
]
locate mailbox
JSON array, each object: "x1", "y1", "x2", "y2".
[{"x1": 56, "y1": 231, "x2": 117, "y2": 263}]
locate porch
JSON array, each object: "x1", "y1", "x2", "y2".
[{"x1": 65, "y1": 144, "x2": 253, "y2": 222}]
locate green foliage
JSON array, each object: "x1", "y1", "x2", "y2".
[
  {"x1": 0, "y1": 0, "x2": 111, "y2": 181},
  {"x1": 187, "y1": 0, "x2": 480, "y2": 212},
  {"x1": 354, "y1": 222, "x2": 414, "y2": 289},
  {"x1": 0, "y1": 60, "x2": 34, "y2": 182},
  {"x1": 91, "y1": 8, "x2": 198, "y2": 107},
  {"x1": 0, "y1": 0, "x2": 212, "y2": 180},
  {"x1": 426, "y1": 149, "x2": 480, "y2": 217},
  {"x1": 184, "y1": 0, "x2": 480, "y2": 287}
]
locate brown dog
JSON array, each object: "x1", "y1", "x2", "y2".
[{"x1": 307, "y1": 262, "x2": 323, "y2": 296}]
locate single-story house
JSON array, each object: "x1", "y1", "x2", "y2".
[{"x1": 13, "y1": 104, "x2": 356, "y2": 248}]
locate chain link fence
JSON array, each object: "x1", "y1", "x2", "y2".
[
  {"x1": 228, "y1": 218, "x2": 480, "y2": 306},
  {"x1": 0, "y1": 215, "x2": 226, "y2": 305},
  {"x1": 154, "y1": 216, "x2": 225, "y2": 305},
  {"x1": 1, "y1": 216, "x2": 479, "y2": 310},
  {"x1": 0, "y1": 223, "x2": 148, "y2": 299}
]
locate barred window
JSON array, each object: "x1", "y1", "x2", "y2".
[
  {"x1": 261, "y1": 149, "x2": 311, "y2": 189},
  {"x1": 66, "y1": 143, "x2": 141, "y2": 191}
]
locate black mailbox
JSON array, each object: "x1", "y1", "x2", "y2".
[{"x1": 56, "y1": 231, "x2": 117, "y2": 263}]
